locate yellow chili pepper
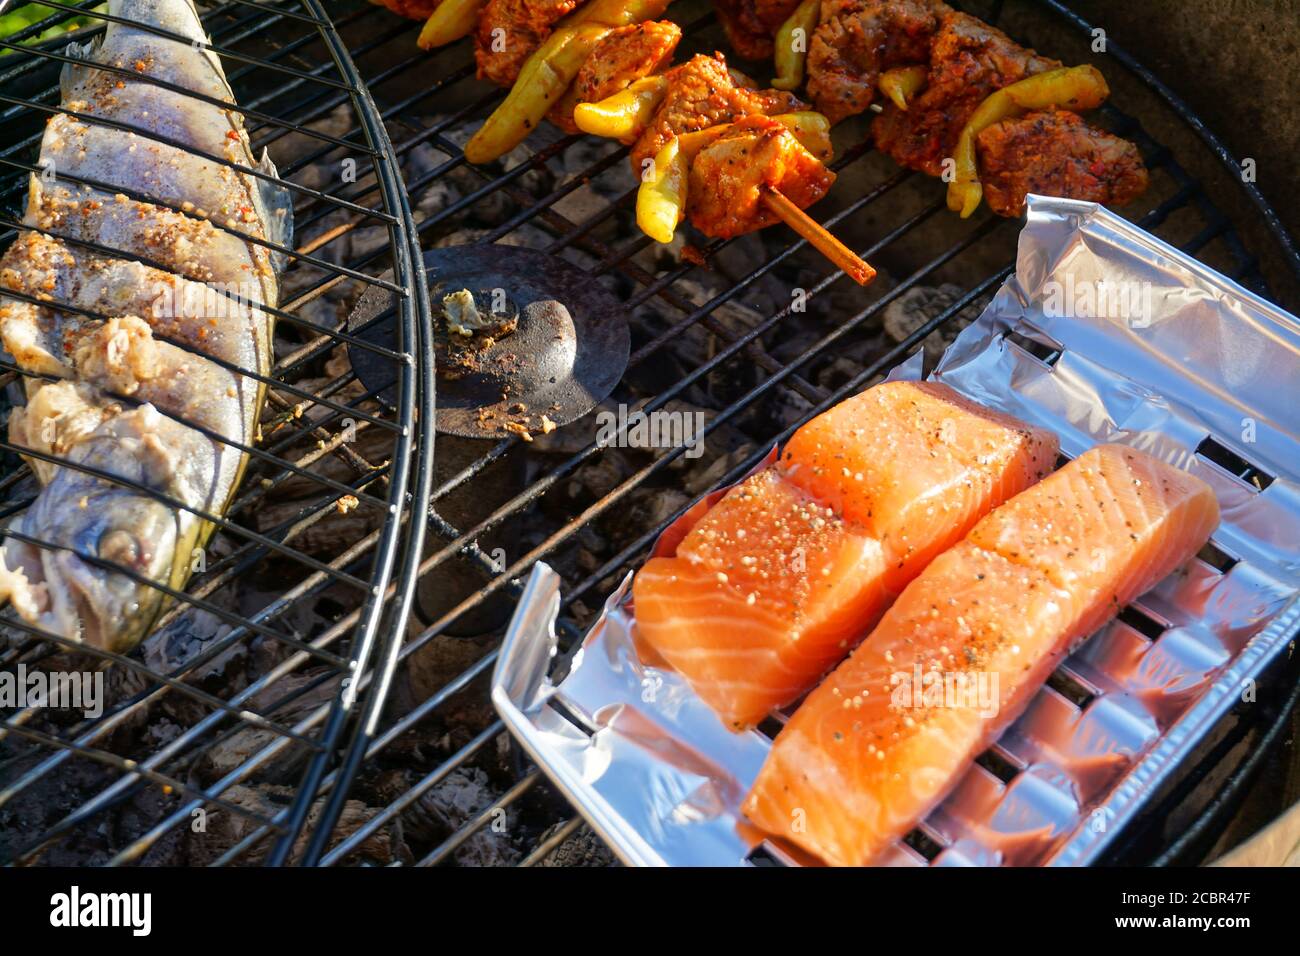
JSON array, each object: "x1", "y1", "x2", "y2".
[
  {"x1": 464, "y1": 23, "x2": 612, "y2": 163},
  {"x1": 416, "y1": 0, "x2": 484, "y2": 49},
  {"x1": 573, "y1": 74, "x2": 669, "y2": 142},
  {"x1": 947, "y1": 64, "x2": 1110, "y2": 218},
  {"x1": 636, "y1": 137, "x2": 687, "y2": 243},
  {"x1": 771, "y1": 0, "x2": 819, "y2": 92},
  {"x1": 878, "y1": 64, "x2": 927, "y2": 111},
  {"x1": 773, "y1": 110, "x2": 832, "y2": 161},
  {"x1": 574, "y1": 0, "x2": 672, "y2": 26}
]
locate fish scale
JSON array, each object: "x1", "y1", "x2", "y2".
[{"x1": 0, "y1": 0, "x2": 290, "y2": 653}]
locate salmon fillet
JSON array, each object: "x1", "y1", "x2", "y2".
[
  {"x1": 634, "y1": 469, "x2": 891, "y2": 728},
  {"x1": 779, "y1": 380, "x2": 1059, "y2": 592},
  {"x1": 743, "y1": 444, "x2": 1220, "y2": 865},
  {"x1": 631, "y1": 381, "x2": 1058, "y2": 730}
]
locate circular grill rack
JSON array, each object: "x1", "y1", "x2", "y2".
[
  {"x1": 0, "y1": 0, "x2": 433, "y2": 865},
  {"x1": 0, "y1": 0, "x2": 1297, "y2": 867}
]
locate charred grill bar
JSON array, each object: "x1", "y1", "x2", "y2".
[
  {"x1": 0, "y1": 0, "x2": 433, "y2": 864},
  {"x1": 0, "y1": 0, "x2": 1296, "y2": 867}
]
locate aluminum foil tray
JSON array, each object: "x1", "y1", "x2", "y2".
[{"x1": 492, "y1": 196, "x2": 1300, "y2": 867}]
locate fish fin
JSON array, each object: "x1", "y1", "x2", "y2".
[
  {"x1": 256, "y1": 148, "x2": 294, "y2": 274},
  {"x1": 0, "y1": 540, "x2": 45, "y2": 626},
  {"x1": 59, "y1": 36, "x2": 102, "y2": 100},
  {"x1": 0, "y1": 307, "x2": 76, "y2": 381}
]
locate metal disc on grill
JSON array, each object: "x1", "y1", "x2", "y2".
[{"x1": 347, "y1": 246, "x2": 630, "y2": 439}]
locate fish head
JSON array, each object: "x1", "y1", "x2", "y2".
[
  {"x1": 58, "y1": 482, "x2": 180, "y2": 651},
  {"x1": 3, "y1": 402, "x2": 198, "y2": 654},
  {"x1": 8, "y1": 474, "x2": 181, "y2": 654}
]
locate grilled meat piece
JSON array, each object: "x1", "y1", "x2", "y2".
[
  {"x1": 550, "y1": 19, "x2": 682, "y2": 132},
  {"x1": 574, "y1": 20, "x2": 681, "y2": 102},
  {"x1": 872, "y1": 11, "x2": 1059, "y2": 175},
  {"x1": 475, "y1": 0, "x2": 584, "y2": 87},
  {"x1": 714, "y1": 0, "x2": 804, "y2": 61},
  {"x1": 807, "y1": 0, "x2": 950, "y2": 125},
  {"x1": 975, "y1": 108, "x2": 1148, "y2": 217},
  {"x1": 687, "y1": 115, "x2": 836, "y2": 238},
  {"x1": 631, "y1": 53, "x2": 806, "y2": 169}
]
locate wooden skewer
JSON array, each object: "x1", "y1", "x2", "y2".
[{"x1": 760, "y1": 186, "x2": 876, "y2": 286}]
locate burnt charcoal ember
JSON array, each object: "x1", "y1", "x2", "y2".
[
  {"x1": 394, "y1": 629, "x2": 502, "y2": 751},
  {"x1": 536, "y1": 822, "x2": 617, "y2": 867},
  {"x1": 143, "y1": 608, "x2": 248, "y2": 689},
  {"x1": 405, "y1": 136, "x2": 562, "y2": 237},
  {"x1": 0, "y1": 745, "x2": 119, "y2": 865},
  {"x1": 181, "y1": 784, "x2": 409, "y2": 866},
  {"x1": 252, "y1": 504, "x2": 382, "y2": 562},
  {"x1": 400, "y1": 766, "x2": 522, "y2": 866},
  {"x1": 192, "y1": 670, "x2": 341, "y2": 787},
  {"x1": 882, "y1": 283, "x2": 988, "y2": 364}
]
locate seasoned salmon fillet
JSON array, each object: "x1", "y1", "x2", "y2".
[
  {"x1": 634, "y1": 469, "x2": 891, "y2": 729},
  {"x1": 779, "y1": 380, "x2": 1058, "y2": 592},
  {"x1": 631, "y1": 381, "x2": 1058, "y2": 730},
  {"x1": 744, "y1": 444, "x2": 1220, "y2": 865}
]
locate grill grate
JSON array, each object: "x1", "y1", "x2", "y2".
[
  {"x1": 0, "y1": 0, "x2": 432, "y2": 866},
  {"x1": 1, "y1": 0, "x2": 1296, "y2": 866}
]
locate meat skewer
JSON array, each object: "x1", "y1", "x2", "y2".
[
  {"x1": 415, "y1": 0, "x2": 676, "y2": 162},
  {"x1": 770, "y1": 1, "x2": 1148, "y2": 217},
  {"x1": 393, "y1": 1, "x2": 873, "y2": 278},
  {"x1": 577, "y1": 54, "x2": 876, "y2": 283},
  {"x1": 760, "y1": 183, "x2": 874, "y2": 284}
]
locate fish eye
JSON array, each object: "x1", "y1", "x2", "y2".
[{"x1": 97, "y1": 529, "x2": 141, "y2": 568}]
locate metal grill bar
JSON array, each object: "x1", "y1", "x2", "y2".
[
  {"x1": 2, "y1": 0, "x2": 1295, "y2": 868},
  {"x1": 0, "y1": 0, "x2": 433, "y2": 866}
]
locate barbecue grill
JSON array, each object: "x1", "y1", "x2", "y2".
[{"x1": 1, "y1": 0, "x2": 1297, "y2": 868}]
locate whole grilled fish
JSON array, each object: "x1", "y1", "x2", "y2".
[{"x1": 0, "y1": 0, "x2": 292, "y2": 652}]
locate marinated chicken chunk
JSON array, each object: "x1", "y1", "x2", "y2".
[
  {"x1": 975, "y1": 108, "x2": 1149, "y2": 217},
  {"x1": 632, "y1": 53, "x2": 806, "y2": 168},
  {"x1": 715, "y1": 0, "x2": 804, "y2": 61},
  {"x1": 687, "y1": 115, "x2": 836, "y2": 237},
  {"x1": 549, "y1": 19, "x2": 681, "y2": 131},
  {"x1": 475, "y1": 0, "x2": 583, "y2": 87},
  {"x1": 872, "y1": 11, "x2": 1059, "y2": 175},
  {"x1": 573, "y1": 20, "x2": 682, "y2": 102},
  {"x1": 807, "y1": 0, "x2": 950, "y2": 125}
]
